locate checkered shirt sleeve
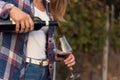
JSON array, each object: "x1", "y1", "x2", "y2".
[{"x1": 0, "y1": 1, "x2": 14, "y2": 19}]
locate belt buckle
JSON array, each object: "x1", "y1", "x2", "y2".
[
  {"x1": 39, "y1": 60, "x2": 48, "y2": 67},
  {"x1": 39, "y1": 60, "x2": 44, "y2": 67}
]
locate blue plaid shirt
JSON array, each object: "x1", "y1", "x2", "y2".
[{"x1": 0, "y1": 0, "x2": 55, "y2": 80}]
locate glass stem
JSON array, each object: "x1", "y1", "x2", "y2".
[
  {"x1": 70, "y1": 72, "x2": 74, "y2": 77},
  {"x1": 69, "y1": 68, "x2": 75, "y2": 79}
]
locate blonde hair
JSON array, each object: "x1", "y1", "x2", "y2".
[{"x1": 50, "y1": 0, "x2": 70, "y2": 21}]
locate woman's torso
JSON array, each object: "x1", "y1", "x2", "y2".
[{"x1": 26, "y1": 6, "x2": 49, "y2": 59}]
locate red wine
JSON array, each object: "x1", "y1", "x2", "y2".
[{"x1": 57, "y1": 53, "x2": 70, "y2": 59}]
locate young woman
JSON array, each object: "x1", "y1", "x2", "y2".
[{"x1": 0, "y1": 0, "x2": 75, "y2": 80}]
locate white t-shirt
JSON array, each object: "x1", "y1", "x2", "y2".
[{"x1": 26, "y1": 6, "x2": 49, "y2": 59}]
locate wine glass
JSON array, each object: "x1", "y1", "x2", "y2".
[{"x1": 56, "y1": 36, "x2": 80, "y2": 80}]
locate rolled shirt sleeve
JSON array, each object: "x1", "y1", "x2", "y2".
[{"x1": 0, "y1": 1, "x2": 14, "y2": 19}]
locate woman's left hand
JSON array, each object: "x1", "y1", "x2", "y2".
[{"x1": 64, "y1": 53, "x2": 76, "y2": 69}]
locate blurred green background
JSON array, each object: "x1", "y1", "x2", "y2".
[{"x1": 56, "y1": 0, "x2": 120, "y2": 80}]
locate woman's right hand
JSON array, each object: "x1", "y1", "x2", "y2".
[{"x1": 9, "y1": 6, "x2": 34, "y2": 33}]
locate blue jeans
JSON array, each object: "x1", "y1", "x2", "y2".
[{"x1": 24, "y1": 63, "x2": 49, "y2": 80}]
